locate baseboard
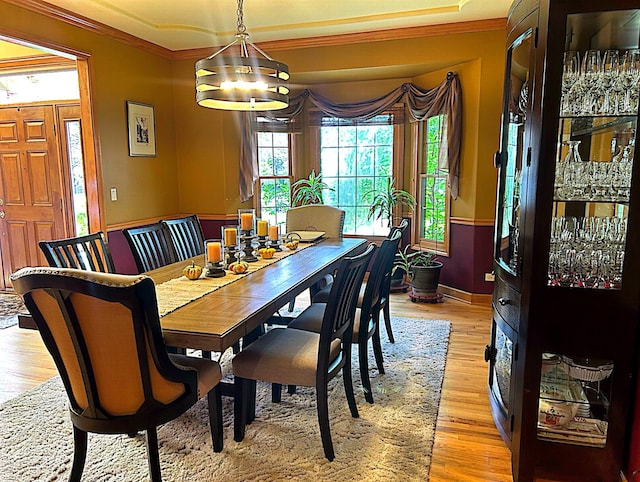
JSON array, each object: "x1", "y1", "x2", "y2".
[{"x1": 439, "y1": 284, "x2": 492, "y2": 305}]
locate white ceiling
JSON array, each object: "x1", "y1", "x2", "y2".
[{"x1": 40, "y1": 0, "x2": 512, "y2": 51}]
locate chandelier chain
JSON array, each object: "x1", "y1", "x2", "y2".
[{"x1": 236, "y1": 0, "x2": 246, "y2": 34}]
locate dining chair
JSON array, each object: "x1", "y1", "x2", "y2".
[
  {"x1": 291, "y1": 230, "x2": 401, "y2": 403},
  {"x1": 161, "y1": 214, "x2": 205, "y2": 261},
  {"x1": 285, "y1": 204, "x2": 345, "y2": 311},
  {"x1": 39, "y1": 231, "x2": 116, "y2": 273},
  {"x1": 123, "y1": 223, "x2": 178, "y2": 273},
  {"x1": 232, "y1": 243, "x2": 375, "y2": 461},
  {"x1": 313, "y1": 219, "x2": 408, "y2": 341},
  {"x1": 10, "y1": 267, "x2": 224, "y2": 482}
]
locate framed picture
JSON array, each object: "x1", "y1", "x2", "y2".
[{"x1": 126, "y1": 101, "x2": 156, "y2": 157}]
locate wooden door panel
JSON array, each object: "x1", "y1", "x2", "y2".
[
  {"x1": 23, "y1": 119, "x2": 47, "y2": 141},
  {"x1": 5, "y1": 221, "x2": 30, "y2": 270},
  {"x1": 0, "y1": 121, "x2": 18, "y2": 143},
  {"x1": 26, "y1": 151, "x2": 54, "y2": 206},
  {"x1": 0, "y1": 105, "x2": 66, "y2": 290},
  {"x1": 0, "y1": 151, "x2": 24, "y2": 204}
]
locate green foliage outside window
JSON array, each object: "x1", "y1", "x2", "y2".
[
  {"x1": 421, "y1": 115, "x2": 448, "y2": 245},
  {"x1": 257, "y1": 131, "x2": 291, "y2": 226},
  {"x1": 320, "y1": 117, "x2": 395, "y2": 236}
]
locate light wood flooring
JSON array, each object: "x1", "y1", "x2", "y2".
[{"x1": 0, "y1": 292, "x2": 513, "y2": 481}]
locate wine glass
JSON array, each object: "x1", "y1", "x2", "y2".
[
  {"x1": 561, "y1": 51, "x2": 581, "y2": 115},
  {"x1": 580, "y1": 50, "x2": 602, "y2": 115},
  {"x1": 601, "y1": 50, "x2": 620, "y2": 114},
  {"x1": 620, "y1": 49, "x2": 640, "y2": 114}
]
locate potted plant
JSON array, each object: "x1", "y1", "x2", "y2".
[
  {"x1": 291, "y1": 170, "x2": 334, "y2": 206},
  {"x1": 363, "y1": 178, "x2": 416, "y2": 228},
  {"x1": 393, "y1": 245, "x2": 443, "y2": 300}
]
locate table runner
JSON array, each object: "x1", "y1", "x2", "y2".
[{"x1": 155, "y1": 244, "x2": 312, "y2": 317}]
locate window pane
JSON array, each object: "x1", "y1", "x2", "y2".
[
  {"x1": 273, "y1": 132, "x2": 288, "y2": 147},
  {"x1": 273, "y1": 148, "x2": 289, "y2": 176},
  {"x1": 258, "y1": 148, "x2": 274, "y2": 176},
  {"x1": 319, "y1": 117, "x2": 396, "y2": 235},
  {"x1": 65, "y1": 120, "x2": 88, "y2": 236}
]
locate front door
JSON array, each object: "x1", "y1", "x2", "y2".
[{"x1": 0, "y1": 105, "x2": 67, "y2": 290}]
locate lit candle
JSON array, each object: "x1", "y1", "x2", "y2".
[
  {"x1": 223, "y1": 227, "x2": 237, "y2": 246},
  {"x1": 240, "y1": 212, "x2": 253, "y2": 230},
  {"x1": 268, "y1": 224, "x2": 279, "y2": 241},
  {"x1": 207, "y1": 241, "x2": 222, "y2": 263},
  {"x1": 257, "y1": 220, "x2": 268, "y2": 236}
]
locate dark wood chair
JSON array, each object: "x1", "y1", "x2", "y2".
[
  {"x1": 312, "y1": 219, "x2": 407, "y2": 343},
  {"x1": 123, "y1": 223, "x2": 178, "y2": 273},
  {"x1": 161, "y1": 215, "x2": 205, "y2": 261},
  {"x1": 39, "y1": 232, "x2": 116, "y2": 273},
  {"x1": 291, "y1": 230, "x2": 401, "y2": 403},
  {"x1": 10, "y1": 267, "x2": 223, "y2": 482},
  {"x1": 232, "y1": 243, "x2": 375, "y2": 461}
]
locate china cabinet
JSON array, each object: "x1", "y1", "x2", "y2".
[{"x1": 486, "y1": 0, "x2": 640, "y2": 480}]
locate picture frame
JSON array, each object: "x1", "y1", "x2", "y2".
[{"x1": 126, "y1": 101, "x2": 156, "y2": 157}]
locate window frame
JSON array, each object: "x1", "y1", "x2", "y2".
[
  {"x1": 309, "y1": 107, "x2": 405, "y2": 239},
  {"x1": 412, "y1": 117, "x2": 450, "y2": 256},
  {"x1": 253, "y1": 129, "x2": 296, "y2": 226}
]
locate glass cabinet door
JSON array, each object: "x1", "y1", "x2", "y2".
[
  {"x1": 548, "y1": 9, "x2": 639, "y2": 290},
  {"x1": 495, "y1": 28, "x2": 534, "y2": 276}
]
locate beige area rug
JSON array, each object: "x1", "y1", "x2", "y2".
[{"x1": 0, "y1": 317, "x2": 450, "y2": 481}]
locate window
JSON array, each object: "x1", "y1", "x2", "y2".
[
  {"x1": 316, "y1": 110, "x2": 403, "y2": 236},
  {"x1": 256, "y1": 129, "x2": 292, "y2": 226},
  {"x1": 418, "y1": 115, "x2": 450, "y2": 254}
]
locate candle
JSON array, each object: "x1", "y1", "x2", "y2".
[
  {"x1": 223, "y1": 227, "x2": 237, "y2": 246},
  {"x1": 269, "y1": 225, "x2": 279, "y2": 241},
  {"x1": 240, "y1": 212, "x2": 253, "y2": 230},
  {"x1": 257, "y1": 220, "x2": 268, "y2": 236},
  {"x1": 207, "y1": 241, "x2": 222, "y2": 263}
]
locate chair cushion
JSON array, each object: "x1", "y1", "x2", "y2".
[
  {"x1": 232, "y1": 328, "x2": 340, "y2": 387},
  {"x1": 170, "y1": 355, "x2": 222, "y2": 399},
  {"x1": 289, "y1": 303, "x2": 365, "y2": 341}
]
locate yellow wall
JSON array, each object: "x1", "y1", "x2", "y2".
[
  {"x1": 0, "y1": 1, "x2": 179, "y2": 226},
  {"x1": 1, "y1": 0, "x2": 505, "y2": 226}
]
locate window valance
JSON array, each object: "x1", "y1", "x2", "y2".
[{"x1": 239, "y1": 71, "x2": 461, "y2": 201}]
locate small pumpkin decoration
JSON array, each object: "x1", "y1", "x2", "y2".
[
  {"x1": 258, "y1": 247, "x2": 276, "y2": 259},
  {"x1": 183, "y1": 261, "x2": 203, "y2": 280},
  {"x1": 228, "y1": 261, "x2": 249, "y2": 274},
  {"x1": 283, "y1": 232, "x2": 301, "y2": 250}
]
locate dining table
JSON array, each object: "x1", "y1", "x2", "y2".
[{"x1": 146, "y1": 237, "x2": 367, "y2": 354}]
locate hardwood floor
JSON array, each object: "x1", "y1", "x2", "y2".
[{"x1": 0, "y1": 292, "x2": 513, "y2": 481}]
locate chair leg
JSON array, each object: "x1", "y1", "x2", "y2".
[
  {"x1": 207, "y1": 384, "x2": 223, "y2": 452},
  {"x1": 316, "y1": 382, "x2": 334, "y2": 461},
  {"x1": 69, "y1": 425, "x2": 87, "y2": 482},
  {"x1": 287, "y1": 385, "x2": 297, "y2": 394},
  {"x1": 343, "y1": 359, "x2": 360, "y2": 419},
  {"x1": 234, "y1": 377, "x2": 250, "y2": 442},
  {"x1": 287, "y1": 298, "x2": 296, "y2": 312},
  {"x1": 272, "y1": 383, "x2": 282, "y2": 403},
  {"x1": 358, "y1": 340, "x2": 374, "y2": 404},
  {"x1": 248, "y1": 379, "x2": 256, "y2": 423},
  {"x1": 145, "y1": 427, "x2": 162, "y2": 482},
  {"x1": 372, "y1": 310, "x2": 385, "y2": 375},
  {"x1": 382, "y1": 300, "x2": 394, "y2": 343},
  {"x1": 202, "y1": 350, "x2": 212, "y2": 359}
]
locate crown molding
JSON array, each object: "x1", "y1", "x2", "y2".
[
  {"x1": 4, "y1": 0, "x2": 173, "y2": 59},
  {"x1": 6, "y1": 1, "x2": 505, "y2": 62},
  {"x1": 176, "y1": 17, "x2": 506, "y2": 60}
]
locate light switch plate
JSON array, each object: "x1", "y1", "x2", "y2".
[{"x1": 110, "y1": 188, "x2": 117, "y2": 201}]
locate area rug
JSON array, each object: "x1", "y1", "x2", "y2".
[
  {"x1": 0, "y1": 293, "x2": 26, "y2": 329},
  {"x1": 0, "y1": 317, "x2": 450, "y2": 481}
]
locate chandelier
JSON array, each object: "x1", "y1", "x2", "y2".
[{"x1": 195, "y1": 0, "x2": 290, "y2": 111}]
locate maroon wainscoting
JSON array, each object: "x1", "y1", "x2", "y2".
[
  {"x1": 440, "y1": 222, "x2": 495, "y2": 295},
  {"x1": 108, "y1": 217, "x2": 228, "y2": 275}
]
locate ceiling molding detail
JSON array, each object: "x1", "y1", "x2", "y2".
[
  {"x1": 176, "y1": 17, "x2": 507, "y2": 60},
  {"x1": 5, "y1": 1, "x2": 505, "y2": 62}
]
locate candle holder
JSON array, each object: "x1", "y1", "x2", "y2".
[
  {"x1": 268, "y1": 224, "x2": 283, "y2": 252},
  {"x1": 221, "y1": 225, "x2": 239, "y2": 268},
  {"x1": 238, "y1": 208, "x2": 255, "y2": 235},
  {"x1": 204, "y1": 239, "x2": 225, "y2": 278},
  {"x1": 239, "y1": 233, "x2": 258, "y2": 262}
]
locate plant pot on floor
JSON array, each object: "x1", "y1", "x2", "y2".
[{"x1": 410, "y1": 262, "x2": 443, "y2": 298}]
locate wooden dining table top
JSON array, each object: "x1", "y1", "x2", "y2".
[{"x1": 145, "y1": 237, "x2": 367, "y2": 353}]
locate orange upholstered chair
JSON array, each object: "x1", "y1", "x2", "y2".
[{"x1": 11, "y1": 267, "x2": 223, "y2": 482}]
